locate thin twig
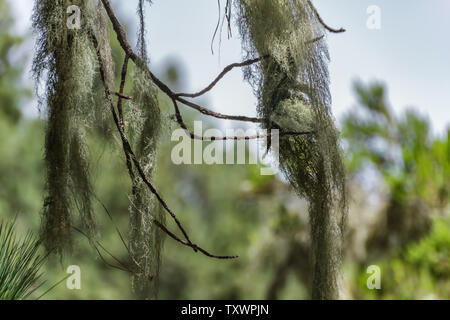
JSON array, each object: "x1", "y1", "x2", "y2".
[
  {"x1": 92, "y1": 31, "x2": 194, "y2": 247},
  {"x1": 113, "y1": 91, "x2": 132, "y2": 100},
  {"x1": 176, "y1": 55, "x2": 270, "y2": 99},
  {"x1": 73, "y1": 226, "x2": 133, "y2": 274},
  {"x1": 307, "y1": 0, "x2": 346, "y2": 33},
  {"x1": 306, "y1": 35, "x2": 325, "y2": 44},
  {"x1": 92, "y1": 191, "x2": 150, "y2": 274},
  {"x1": 93, "y1": 27, "x2": 238, "y2": 260},
  {"x1": 116, "y1": 54, "x2": 135, "y2": 184},
  {"x1": 210, "y1": 0, "x2": 221, "y2": 55},
  {"x1": 100, "y1": 0, "x2": 262, "y2": 123},
  {"x1": 129, "y1": 198, "x2": 238, "y2": 260},
  {"x1": 172, "y1": 96, "x2": 314, "y2": 141},
  {"x1": 176, "y1": 95, "x2": 262, "y2": 123}
]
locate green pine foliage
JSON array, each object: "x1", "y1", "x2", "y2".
[{"x1": 0, "y1": 221, "x2": 44, "y2": 300}]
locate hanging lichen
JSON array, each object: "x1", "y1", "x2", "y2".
[
  {"x1": 137, "y1": 0, "x2": 153, "y2": 59},
  {"x1": 127, "y1": 0, "x2": 165, "y2": 299},
  {"x1": 32, "y1": 0, "x2": 346, "y2": 300},
  {"x1": 235, "y1": 0, "x2": 347, "y2": 299},
  {"x1": 96, "y1": 1, "x2": 115, "y2": 90},
  {"x1": 127, "y1": 64, "x2": 165, "y2": 299},
  {"x1": 32, "y1": 0, "x2": 98, "y2": 254},
  {"x1": 32, "y1": 0, "x2": 166, "y2": 297},
  {"x1": 92, "y1": 0, "x2": 116, "y2": 136}
]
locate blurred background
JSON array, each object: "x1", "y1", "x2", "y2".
[{"x1": 0, "y1": 0, "x2": 449, "y2": 299}]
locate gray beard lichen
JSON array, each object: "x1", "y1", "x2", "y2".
[
  {"x1": 128, "y1": 64, "x2": 165, "y2": 299},
  {"x1": 32, "y1": 0, "x2": 346, "y2": 300},
  {"x1": 33, "y1": 0, "x2": 165, "y2": 298},
  {"x1": 129, "y1": 0, "x2": 165, "y2": 299},
  {"x1": 32, "y1": 0, "x2": 99, "y2": 254},
  {"x1": 235, "y1": 0, "x2": 347, "y2": 299}
]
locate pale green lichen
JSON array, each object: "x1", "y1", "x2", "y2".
[
  {"x1": 235, "y1": 0, "x2": 347, "y2": 299},
  {"x1": 128, "y1": 65, "x2": 165, "y2": 299},
  {"x1": 33, "y1": 0, "x2": 165, "y2": 299},
  {"x1": 270, "y1": 98, "x2": 315, "y2": 132},
  {"x1": 32, "y1": 0, "x2": 98, "y2": 254},
  {"x1": 126, "y1": 1, "x2": 166, "y2": 298},
  {"x1": 96, "y1": 1, "x2": 115, "y2": 90}
]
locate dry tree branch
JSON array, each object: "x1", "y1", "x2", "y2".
[
  {"x1": 92, "y1": 31, "x2": 238, "y2": 260},
  {"x1": 100, "y1": 0, "x2": 261, "y2": 123},
  {"x1": 116, "y1": 54, "x2": 136, "y2": 185},
  {"x1": 211, "y1": 0, "x2": 221, "y2": 55},
  {"x1": 176, "y1": 31, "x2": 330, "y2": 100},
  {"x1": 100, "y1": 0, "x2": 344, "y2": 125},
  {"x1": 95, "y1": 0, "x2": 345, "y2": 264},
  {"x1": 307, "y1": 0, "x2": 346, "y2": 33},
  {"x1": 176, "y1": 55, "x2": 270, "y2": 99},
  {"x1": 113, "y1": 92, "x2": 132, "y2": 100},
  {"x1": 129, "y1": 198, "x2": 238, "y2": 260},
  {"x1": 176, "y1": 96, "x2": 262, "y2": 123},
  {"x1": 172, "y1": 96, "x2": 314, "y2": 141}
]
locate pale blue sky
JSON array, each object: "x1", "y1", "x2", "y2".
[{"x1": 10, "y1": 0, "x2": 450, "y2": 134}]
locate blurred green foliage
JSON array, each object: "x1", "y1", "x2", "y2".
[
  {"x1": 343, "y1": 81, "x2": 449, "y2": 213},
  {"x1": 0, "y1": 0, "x2": 31, "y2": 124},
  {"x1": 357, "y1": 218, "x2": 450, "y2": 299},
  {"x1": 343, "y1": 81, "x2": 449, "y2": 299}
]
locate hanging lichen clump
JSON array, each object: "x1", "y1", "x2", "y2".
[
  {"x1": 126, "y1": 0, "x2": 165, "y2": 299},
  {"x1": 235, "y1": 0, "x2": 347, "y2": 299},
  {"x1": 32, "y1": 0, "x2": 99, "y2": 254},
  {"x1": 32, "y1": 0, "x2": 165, "y2": 298},
  {"x1": 31, "y1": 0, "x2": 346, "y2": 300},
  {"x1": 127, "y1": 65, "x2": 165, "y2": 299}
]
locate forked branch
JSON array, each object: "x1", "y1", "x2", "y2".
[
  {"x1": 95, "y1": 0, "x2": 345, "y2": 265},
  {"x1": 93, "y1": 33, "x2": 238, "y2": 261}
]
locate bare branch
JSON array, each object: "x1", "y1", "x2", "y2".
[
  {"x1": 116, "y1": 55, "x2": 135, "y2": 184},
  {"x1": 307, "y1": 0, "x2": 346, "y2": 33},
  {"x1": 177, "y1": 95, "x2": 262, "y2": 123},
  {"x1": 96, "y1": 0, "x2": 335, "y2": 263},
  {"x1": 176, "y1": 55, "x2": 270, "y2": 99},
  {"x1": 171, "y1": 98, "x2": 314, "y2": 141},
  {"x1": 113, "y1": 91, "x2": 132, "y2": 100},
  {"x1": 93, "y1": 28, "x2": 238, "y2": 260},
  {"x1": 100, "y1": 0, "x2": 263, "y2": 124}
]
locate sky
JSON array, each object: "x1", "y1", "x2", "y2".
[{"x1": 9, "y1": 0, "x2": 450, "y2": 135}]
